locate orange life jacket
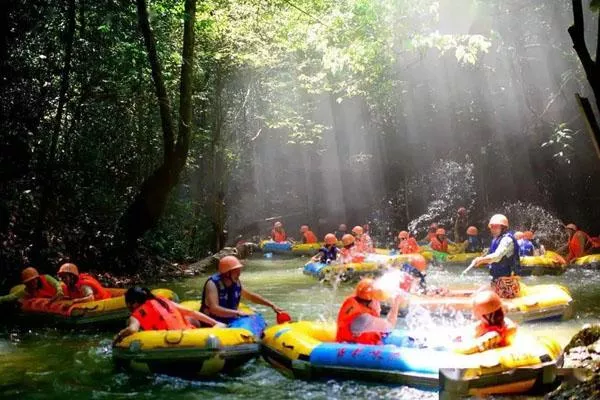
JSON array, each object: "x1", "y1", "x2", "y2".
[
  {"x1": 62, "y1": 273, "x2": 111, "y2": 300},
  {"x1": 339, "y1": 246, "x2": 364, "y2": 264},
  {"x1": 474, "y1": 319, "x2": 517, "y2": 347},
  {"x1": 303, "y1": 230, "x2": 318, "y2": 244},
  {"x1": 336, "y1": 295, "x2": 382, "y2": 345},
  {"x1": 355, "y1": 234, "x2": 374, "y2": 253},
  {"x1": 568, "y1": 230, "x2": 592, "y2": 261},
  {"x1": 430, "y1": 236, "x2": 448, "y2": 253},
  {"x1": 26, "y1": 275, "x2": 58, "y2": 299},
  {"x1": 427, "y1": 232, "x2": 436, "y2": 242},
  {"x1": 132, "y1": 298, "x2": 194, "y2": 331},
  {"x1": 271, "y1": 229, "x2": 287, "y2": 243},
  {"x1": 398, "y1": 238, "x2": 420, "y2": 254}
]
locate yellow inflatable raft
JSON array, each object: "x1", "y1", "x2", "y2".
[
  {"x1": 16, "y1": 288, "x2": 176, "y2": 328},
  {"x1": 406, "y1": 283, "x2": 573, "y2": 323},
  {"x1": 261, "y1": 321, "x2": 561, "y2": 397},
  {"x1": 570, "y1": 253, "x2": 600, "y2": 269},
  {"x1": 113, "y1": 302, "x2": 267, "y2": 378}
]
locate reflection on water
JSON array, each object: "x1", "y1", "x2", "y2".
[{"x1": 0, "y1": 256, "x2": 597, "y2": 399}]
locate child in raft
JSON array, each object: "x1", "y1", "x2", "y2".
[
  {"x1": 113, "y1": 287, "x2": 224, "y2": 345},
  {"x1": 312, "y1": 233, "x2": 340, "y2": 264},
  {"x1": 453, "y1": 290, "x2": 517, "y2": 354},
  {"x1": 398, "y1": 254, "x2": 449, "y2": 296}
]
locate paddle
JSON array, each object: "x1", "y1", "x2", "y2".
[{"x1": 461, "y1": 259, "x2": 477, "y2": 276}]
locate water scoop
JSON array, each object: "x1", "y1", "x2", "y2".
[{"x1": 276, "y1": 311, "x2": 292, "y2": 324}]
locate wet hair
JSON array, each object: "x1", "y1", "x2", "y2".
[
  {"x1": 125, "y1": 286, "x2": 170, "y2": 311},
  {"x1": 482, "y1": 307, "x2": 505, "y2": 327}
]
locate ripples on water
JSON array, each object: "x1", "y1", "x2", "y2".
[{"x1": 1, "y1": 257, "x2": 598, "y2": 399}]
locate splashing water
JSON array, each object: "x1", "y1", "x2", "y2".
[{"x1": 373, "y1": 269, "x2": 405, "y2": 298}]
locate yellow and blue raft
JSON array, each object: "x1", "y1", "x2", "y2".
[
  {"x1": 112, "y1": 302, "x2": 267, "y2": 378},
  {"x1": 569, "y1": 253, "x2": 600, "y2": 269},
  {"x1": 261, "y1": 321, "x2": 561, "y2": 397},
  {"x1": 404, "y1": 283, "x2": 573, "y2": 323}
]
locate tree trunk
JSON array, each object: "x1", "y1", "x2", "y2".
[
  {"x1": 118, "y1": 0, "x2": 196, "y2": 249},
  {"x1": 33, "y1": 0, "x2": 77, "y2": 257},
  {"x1": 569, "y1": 0, "x2": 600, "y2": 158}
]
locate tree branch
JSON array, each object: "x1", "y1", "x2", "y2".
[
  {"x1": 569, "y1": 0, "x2": 600, "y2": 102},
  {"x1": 136, "y1": 0, "x2": 175, "y2": 161}
]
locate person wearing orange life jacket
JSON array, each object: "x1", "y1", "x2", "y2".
[
  {"x1": 270, "y1": 221, "x2": 287, "y2": 243},
  {"x1": 352, "y1": 225, "x2": 374, "y2": 253},
  {"x1": 454, "y1": 290, "x2": 517, "y2": 354},
  {"x1": 312, "y1": 233, "x2": 340, "y2": 263},
  {"x1": 201, "y1": 256, "x2": 285, "y2": 325},
  {"x1": 58, "y1": 263, "x2": 111, "y2": 303},
  {"x1": 339, "y1": 234, "x2": 364, "y2": 264},
  {"x1": 564, "y1": 223, "x2": 596, "y2": 262},
  {"x1": 0, "y1": 267, "x2": 64, "y2": 304},
  {"x1": 430, "y1": 228, "x2": 449, "y2": 253},
  {"x1": 397, "y1": 231, "x2": 420, "y2": 254},
  {"x1": 336, "y1": 278, "x2": 405, "y2": 345},
  {"x1": 424, "y1": 223, "x2": 438, "y2": 243},
  {"x1": 113, "y1": 286, "x2": 224, "y2": 345},
  {"x1": 300, "y1": 225, "x2": 318, "y2": 244},
  {"x1": 398, "y1": 254, "x2": 428, "y2": 293}
]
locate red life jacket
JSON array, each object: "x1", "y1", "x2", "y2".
[
  {"x1": 430, "y1": 237, "x2": 448, "y2": 253},
  {"x1": 336, "y1": 296, "x2": 382, "y2": 345},
  {"x1": 26, "y1": 275, "x2": 58, "y2": 299},
  {"x1": 132, "y1": 298, "x2": 194, "y2": 331},
  {"x1": 568, "y1": 230, "x2": 592, "y2": 261},
  {"x1": 63, "y1": 273, "x2": 111, "y2": 300},
  {"x1": 474, "y1": 319, "x2": 517, "y2": 347},
  {"x1": 303, "y1": 230, "x2": 318, "y2": 244},
  {"x1": 271, "y1": 229, "x2": 287, "y2": 243},
  {"x1": 399, "y1": 238, "x2": 420, "y2": 254}
]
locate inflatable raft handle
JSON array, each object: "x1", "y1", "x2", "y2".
[
  {"x1": 164, "y1": 331, "x2": 184, "y2": 345},
  {"x1": 281, "y1": 342, "x2": 294, "y2": 350}
]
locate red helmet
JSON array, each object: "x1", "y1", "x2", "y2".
[
  {"x1": 409, "y1": 254, "x2": 427, "y2": 272},
  {"x1": 21, "y1": 267, "x2": 40, "y2": 283},
  {"x1": 473, "y1": 290, "x2": 503, "y2": 319},
  {"x1": 58, "y1": 263, "x2": 79, "y2": 277},
  {"x1": 398, "y1": 231, "x2": 409, "y2": 240},
  {"x1": 274, "y1": 221, "x2": 283, "y2": 228},
  {"x1": 324, "y1": 233, "x2": 337, "y2": 245},
  {"x1": 218, "y1": 256, "x2": 244, "y2": 275},
  {"x1": 458, "y1": 207, "x2": 467, "y2": 215},
  {"x1": 355, "y1": 278, "x2": 386, "y2": 301},
  {"x1": 523, "y1": 231, "x2": 534, "y2": 240},
  {"x1": 342, "y1": 234, "x2": 355, "y2": 246},
  {"x1": 352, "y1": 226, "x2": 364, "y2": 235},
  {"x1": 565, "y1": 223, "x2": 577, "y2": 231}
]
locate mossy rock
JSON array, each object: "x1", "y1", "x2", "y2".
[
  {"x1": 564, "y1": 325, "x2": 600, "y2": 353},
  {"x1": 547, "y1": 372, "x2": 600, "y2": 399}
]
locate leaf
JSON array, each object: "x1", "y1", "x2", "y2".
[{"x1": 591, "y1": 0, "x2": 600, "y2": 12}]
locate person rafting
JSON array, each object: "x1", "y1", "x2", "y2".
[
  {"x1": 339, "y1": 234, "x2": 364, "y2": 264},
  {"x1": 270, "y1": 221, "x2": 287, "y2": 243},
  {"x1": 423, "y1": 223, "x2": 438, "y2": 244},
  {"x1": 430, "y1": 228, "x2": 449, "y2": 253},
  {"x1": 300, "y1": 225, "x2": 318, "y2": 244},
  {"x1": 336, "y1": 278, "x2": 405, "y2": 345},
  {"x1": 113, "y1": 287, "x2": 224, "y2": 344},
  {"x1": 352, "y1": 225, "x2": 374, "y2": 253},
  {"x1": 398, "y1": 231, "x2": 420, "y2": 254},
  {"x1": 0, "y1": 267, "x2": 64, "y2": 304},
  {"x1": 454, "y1": 207, "x2": 469, "y2": 242},
  {"x1": 399, "y1": 254, "x2": 428, "y2": 293},
  {"x1": 454, "y1": 290, "x2": 517, "y2": 354},
  {"x1": 58, "y1": 263, "x2": 111, "y2": 303},
  {"x1": 516, "y1": 231, "x2": 534, "y2": 257},
  {"x1": 464, "y1": 226, "x2": 483, "y2": 253},
  {"x1": 334, "y1": 224, "x2": 348, "y2": 241},
  {"x1": 200, "y1": 256, "x2": 285, "y2": 324},
  {"x1": 523, "y1": 231, "x2": 544, "y2": 255},
  {"x1": 312, "y1": 233, "x2": 340, "y2": 263},
  {"x1": 563, "y1": 223, "x2": 598, "y2": 262},
  {"x1": 471, "y1": 214, "x2": 521, "y2": 299}
]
